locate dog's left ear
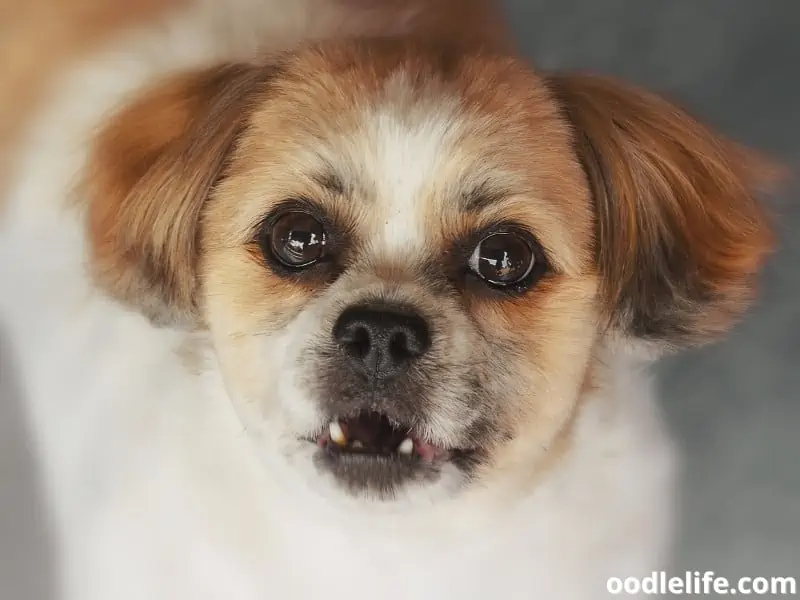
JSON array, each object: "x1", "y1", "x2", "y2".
[
  {"x1": 547, "y1": 73, "x2": 785, "y2": 349},
  {"x1": 83, "y1": 63, "x2": 274, "y2": 326}
]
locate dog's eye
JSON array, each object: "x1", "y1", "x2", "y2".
[
  {"x1": 266, "y1": 211, "x2": 327, "y2": 268},
  {"x1": 468, "y1": 232, "x2": 536, "y2": 287}
]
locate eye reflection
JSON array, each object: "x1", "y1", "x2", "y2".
[
  {"x1": 468, "y1": 232, "x2": 535, "y2": 286},
  {"x1": 266, "y1": 211, "x2": 327, "y2": 268}
]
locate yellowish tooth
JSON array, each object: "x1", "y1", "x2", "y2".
[
  {"x1": 398, "y1": 438, "x2": 414, "y2": 455},
  {"x1": 351, "y1": 440, "x2": 364, "y2": 449},
  {"x1": 329, "y1": 421, "x2": 346, "y2": 446}
]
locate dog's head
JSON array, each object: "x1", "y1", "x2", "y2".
[{"x1": 84, "y1": 39, "x2": 777, "y2": 507}]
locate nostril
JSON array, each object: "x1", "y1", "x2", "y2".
[
  {"x1": 335, "y1": 321, "x2": 372, "y2": 359},
  {"x1": 348, "y1": 326, "x2": 371, "y2": 360},
  {"x1": 401, "y1": 319, "x2": 430, "y2": 357},
  {"x1": 388, "y1": 330, "x2": 410, "y2": 363}
]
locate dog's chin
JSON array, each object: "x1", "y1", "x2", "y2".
[{"x1": 311, "y1": 452, "x2": 471, "y2": 511}]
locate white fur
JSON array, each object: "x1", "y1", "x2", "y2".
[
  {"x1": 0, "y1": 2, "x2": 679, "y2": 598},
  {"x1": 367, "y1": 74, "x2": 464, "y2": 256}
]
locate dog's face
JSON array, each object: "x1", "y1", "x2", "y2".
[
  {"x1": 85, "y1": 40, "x2": 775, "y2": 507},
  {"x1": 200, "y1": 45, "x2": 598, "y2": 504}
]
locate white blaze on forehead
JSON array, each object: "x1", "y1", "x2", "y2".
[{"x1": 358, "y1": 75, "x2": 464, "y2": 257}]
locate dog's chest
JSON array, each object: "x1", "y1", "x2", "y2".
[
  {"x1": 79, "y1": 490, "x2": 609, "y2": 600},
  {"x1": 65, "y1": 431, "x2": 662, "y2": 600},
  {"x1": 263, "y1": 517, "x2": 595, "y2": 600}
]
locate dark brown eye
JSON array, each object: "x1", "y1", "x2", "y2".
[
  {"x1": 266, "y1": 211, "x2": 326, "y2": 268},
  {"x1": 468, "y1": 232, "x2": 536, "y2": 287}
]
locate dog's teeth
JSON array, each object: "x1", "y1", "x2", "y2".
[
  {"x1": 398, "y1": 438, "x2": 414, "y2": 455},
  {"x1": 351, "y1": 440, "x2": 364, "y2": 449},
  {"x1": 329, "y1": 421, "x2": 346, "y2": 446}
]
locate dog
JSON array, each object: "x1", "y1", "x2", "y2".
[{"x1": 0, "y1": 0, "x2": 779, "y2": 598}]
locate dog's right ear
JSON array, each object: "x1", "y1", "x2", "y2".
[{"x1": 83, "y1": 63, "x2": 276, "y2": 327}]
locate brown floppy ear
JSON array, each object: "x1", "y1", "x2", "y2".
[
  {"x1": 547, "y1": 73, "x2": 784, "y2": 348},
  {"x1": 83, "y1": 63, "x2": 273, "y2": 326}
]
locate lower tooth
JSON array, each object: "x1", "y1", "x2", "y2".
[
  {"x1": 351, "y1": 440, "x2": 364, "y2": 449},
  {"x1": 398, "y1": 438, "x2": 414, "y2": 455}
]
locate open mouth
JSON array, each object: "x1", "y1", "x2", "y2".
[
  {"x1": 311, "y1": 411, "x2": 465, "y2": 496},
  {"x1": 317, "y1": 411, "x2": 448, "y2": 463}
]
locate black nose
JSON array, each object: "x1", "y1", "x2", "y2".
[{"x1": 332, "y1": 304, "x2": 431, "y2": 380}]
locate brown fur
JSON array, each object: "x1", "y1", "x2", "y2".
[
  {"x1": 547, "y1": 73, "x2": 780, "y2": 346},
  {"x1": 84, "y1": 64, "x2": 274, "y2": 325}
]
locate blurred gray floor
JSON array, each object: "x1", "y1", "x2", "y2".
[{"x1": 1, "y1": 1, "x2": 798, "y2": 598}]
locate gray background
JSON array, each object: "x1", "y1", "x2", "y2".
[{"x1": 1, "y1": 1, "x2": 798, "y2": 598}]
